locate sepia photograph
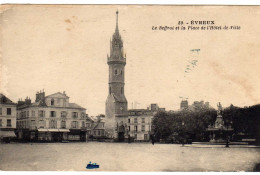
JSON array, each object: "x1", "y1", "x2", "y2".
[{"x1": 0, "y1": 4, "x2": 260, "y2": 172}]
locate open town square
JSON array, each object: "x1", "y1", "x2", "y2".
[
  {"x1": 1, "y1": 6, "x2": 260, "y2": 172},
  {"x1": 1, "y1": 142, "x2": 260, "y2": 171}
]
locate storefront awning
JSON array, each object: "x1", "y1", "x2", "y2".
[
  {"x1": 58, "y1": 129, "x2": 70, "y2": 132},
  {"x1": 0, "y1": 131, "x2": 16, "y2": 138},
  {"x1": 48, "y1": 129, "x2": 60, "y2": 132},
  {"x1": 38, "y1": 129, "x2": 70, "y2": 132}
]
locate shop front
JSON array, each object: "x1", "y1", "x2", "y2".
[
  {"x1": 37, "y1": 129, "x2": 70, "y2": 142},
  {"x1": 69, "y1": 129, "x2": 87, "y2": 141}
]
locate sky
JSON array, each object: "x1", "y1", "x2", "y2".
[{"x1": 1, "y1": 5, "x2": 260, "y2": 116}]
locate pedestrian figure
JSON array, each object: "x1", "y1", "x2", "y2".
[
  {"x1": 225, "y1": 137, "x2": 229, "y2": 148},
  {"x1": 128, "y1": 134, "x2": 131, "y2": 143},
  {"x1": 151, "y1": 134, "x2": 155, "y2": 145}
]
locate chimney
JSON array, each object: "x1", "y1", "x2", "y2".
[
  {"x1": 35, "y1": 90, "x2": 45, "y2": 102},
  {"x1": 17, "y1": 98, "x2": 25, "y2": 106},
  {"x1": 25, "y1": 96, "x2": 31, "y2": 105}
]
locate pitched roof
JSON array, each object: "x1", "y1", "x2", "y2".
[
  {"x1": 111, "y1": 93, "x2": 127, "y2": 103},
  {"x1": 45, "y1": 92, "x2": 69, "y2": 98},
  {"x1": 93, "y1": 121, "x2": 105, "y2": 130},
  {"x1": 86, "y1": 115, "x2": 94, "y2": 122},
  {"x1": 0, "y1": 93, "x2": 16, "y2": 105},
  {"x1": 68, "y1": 103, "x2": 86, "y2": 110}
]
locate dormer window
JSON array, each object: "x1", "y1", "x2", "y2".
[{"x1": 51, "y1": 99, "x2": 54, "y2": 106}]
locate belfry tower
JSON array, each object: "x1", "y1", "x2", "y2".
[{"x1": 105, "y1": 11, "x2": 128, "y2": 139}]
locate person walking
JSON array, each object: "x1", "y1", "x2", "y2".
[{"x1": 151, "y1": 134, "x2": 155, "y2": 145}]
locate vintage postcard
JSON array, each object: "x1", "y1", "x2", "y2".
[{"x1": 0, "y1": 5, "x2": 260, "y2": 171}]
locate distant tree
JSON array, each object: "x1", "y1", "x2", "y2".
[
  {"x1": 152, "y1": 109, "x2": 217, "y2": 142},
  {"x1": 223, "y1": 104, "x2": 260, "y2": 144}
]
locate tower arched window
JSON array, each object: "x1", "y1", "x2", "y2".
[
  {"x1": 51, "y1": 99, "x2": 54, "y2": 106},
  {"x1": 115, "y1": 69, "x2": 117, "y2": 75},
  {"x1": 121, "y1": 70, "x2": 123, "y2": 75}
]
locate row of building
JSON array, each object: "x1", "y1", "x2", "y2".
[
  {"x1": 0, "y1": 91, "x2": 164, "y2": 142},
  {"x1": 0, "y1": 91, "x2": 107, "y2": 142},
  {"x1": 180, "y1": 100, "x2": 211, "y2": 111}
]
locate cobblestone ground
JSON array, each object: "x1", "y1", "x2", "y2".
[{"x1": 0, "y1": 142, "x2": 260, "y2": 171}]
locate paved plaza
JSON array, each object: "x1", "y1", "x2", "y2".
[{"x1": 0, "y1": 142, "x2": 259, "y2": 171}]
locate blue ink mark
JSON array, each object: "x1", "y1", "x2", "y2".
[{"x1": 86, "y1": 161, "x2": 99, "y2": 169}]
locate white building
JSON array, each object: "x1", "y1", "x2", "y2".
[
  {"x1": 0, "y1": 94, "x2": 17, "y2": 142},
  {"x1": 16, "y1": 90, "x2": 87, "y2": 142}
]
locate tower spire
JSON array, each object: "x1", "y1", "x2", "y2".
[{"x1": 116, "y1": 10, "x2": 119, "y2": 32}]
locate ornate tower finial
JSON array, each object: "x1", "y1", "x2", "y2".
[{"x1": 116, "y1": 10, "x2": 119, "y2": 32}]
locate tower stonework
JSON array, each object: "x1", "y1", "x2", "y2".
[{"x1": 105, "y1": 11, "x2": 128, "y2": 139}]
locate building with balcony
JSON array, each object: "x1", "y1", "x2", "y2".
[
  {"x1": 16, "y1": 90, "x2": 87, "y2": 142},
  {"x1": 0, "y1": 94, "x2": 17, "y2": 142}
]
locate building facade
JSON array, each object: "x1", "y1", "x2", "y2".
[
  {"x1": 86, "y1": 115, "x2": 106, "y2": 140},
  {"x1": 16, "y1": 91, "x2": 87, "y2": 142},
  {"x1": 105, "y1": 11, "x2": 128, "y2": 140},
  {"x1": 180, "y1": 100, "x2": 189, "y2": 110},
  {"x1": 0, "y1": 94, "x2": 17, "y2": 142},
  {"x1": 127, "y1": 109, "x2": 155, "y2": 141}
]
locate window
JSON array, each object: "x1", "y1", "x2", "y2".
[
  {"x1": 26, "y1": 111, "x2": 29, "y2": 117},
  {"x1": 39, "y1": 110, "x2": 45, "y2": 117},
  {"x1": 121, "y1": 70, "x2": 123, "y2": 75},
  {"x1": 72, "y1": 121, "x2": 78, "y2": 128},
  {"x1": 134, "y1": 118, "x2": 138, "y2": 123},
  {"x1": 32, "y1": 111, "x2": 35, "y2": 117},
  {"x1": 7, "y1": 108, "x2": 11, "y2": 115},
  {"x1": 94, "y1": 131, "x2": 96, "y2": 136},
  {"x1": 134, "y1": 125, "x2": 138, "y2": 132},
  {"x1": 128, "y1": 118, "x2": 130, "y2": 123},
  {"x1": 72, "y1": 112, "x2": 78, "y2": 118},
  {"x1": 142, "y1": 125, "x2": 145, "y2": 132},
  {"x1": 134, "y1": 134, "x2": 137, "y2": 139},
  {"x1": 115, "y1": 69, "x2": 117, "y2": 75},
  {"x1": 128, "y1": 126, "x2": 130, "y2": 131},
  {"x1": 144, "y1": 134, "x2": 148, "y2": 140},
  {"x1": 61, "y1": 121, "x2": 66, "y2": 129},
  {"x1": 39, "y1": 120, "x2": 45, "y2": 128},
  {"x1": 81, "y1": 121, "x2": 85, "y2": 128},
  {"x1": 7, "y1": 119, "x2": 11, "y2": 127},
  {"x1": 98, "y1": 130, "x2": 101, "y2": 136},
  {"x1": 142, "y1": 118, "x2": 145, "y2": 123},
  {"x1": 81, "y1": 112, "x2": 85, "y2": 119},
  {"x1": 51, "y1": 99, "x2": 54, "y2": 106},
  {"x1": 61, "y1": 111, "x2": 67, "y2": 118},
  {"x1": 50, "y1": 120, "x2": 57, "y2": 128},
  {"x1": 50, "y1": 111, "x2": 56, "y2": 117},
  {"x1": 0, "y1": 119, "x2": 2, "y2": 127},
  {"x1": 0, "y1": 108, "x2": 2, "y2": 115},
  {"x1": 31, "y1": 120, "x2": 36, "y2": 129}
]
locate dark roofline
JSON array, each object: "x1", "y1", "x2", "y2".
[{"x1": 45, "y1": 92, "x2": 69, "y2": 98}]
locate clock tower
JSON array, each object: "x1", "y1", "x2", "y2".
[{"x1": 105, "y1": 11, "x2": 128, "y2": 139}]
